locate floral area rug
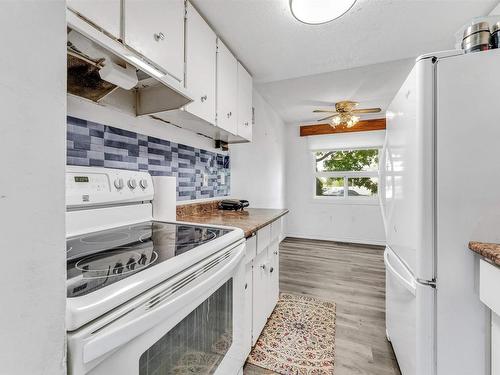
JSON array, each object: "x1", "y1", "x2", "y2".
[{"x1": 247, "y1": 293, "x2": 336, "y2": 375}]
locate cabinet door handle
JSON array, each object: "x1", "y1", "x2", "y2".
[
  {"x1": 269, "y1": 267, "x2": 274, "y2": 273},
  {"x1": 244, "y1": 283, "x2": 248, "y2": 290},
  {"x1": 260, "y1": 264, "x2": 266, "y2": 270},
  {"x1": 200, "y1": 95, "x2": 207, "y2": 102},
  {"x1": 227, "y1": 112, "x2": 232, "y2": 118},
  {"x1": 244, "y1": 122, "x2": 249, "y2": 126},
  {"x1": 273, "y1": 251, "x2": 278, "y2": 255},
  {"x1": 154, "y1": 32, "x2": 165, "y2": 41}
]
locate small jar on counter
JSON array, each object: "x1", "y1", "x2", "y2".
[{"x1": 462, "y1": 21, "x2": 491, "y2": 53}]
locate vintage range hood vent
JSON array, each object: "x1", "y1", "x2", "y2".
[{"x1": 67, "y1": 10, "x2": 192, "y2": 116}]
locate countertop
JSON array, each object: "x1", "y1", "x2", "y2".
[
  {"x1": 469, "y1": 241, "x2": 500, "y2": 266},
  {"x1": 178, "y1": 206, "x2": 289, "y2": 238}
]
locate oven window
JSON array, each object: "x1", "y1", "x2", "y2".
[{"x1": 139, "y1": 279, "x2": 233, "y2": 374}]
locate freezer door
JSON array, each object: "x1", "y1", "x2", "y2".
[
  {"x1": 384, "y1": 57, "x2": 436, "y2": 281},
  {"x1": 385, "y1": 247, "x2": 435, "y2": 375},
  {"x1": 384, "y1": 66, "x2": 419, "y2": 274}
]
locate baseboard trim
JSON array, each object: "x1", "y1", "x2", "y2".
[{"x1": 284, "y1": 232, "x2": 386, "y2": 247}]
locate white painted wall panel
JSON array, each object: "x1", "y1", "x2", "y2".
[
  {"x1": 230, "y1": 90, "x2": 286, "y2": 209},
  {"x1": 0, "y1": 1, "x2": 67, "y2": 373}
]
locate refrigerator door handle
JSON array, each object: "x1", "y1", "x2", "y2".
[{"x1": 384, "y1": 249, "x2": 417, "y2": 296}]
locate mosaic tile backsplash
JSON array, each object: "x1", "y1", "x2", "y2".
[{"x1": 67, "y1": 116, "x2": 230, "y2": 201}]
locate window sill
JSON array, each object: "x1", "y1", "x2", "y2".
[{"x1": 311, "y1": 196, "x2": 380, "y2": 206}]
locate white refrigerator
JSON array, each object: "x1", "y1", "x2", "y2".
[{"x1": 380, "y1": 48, "x2": 500, "y2": 375}]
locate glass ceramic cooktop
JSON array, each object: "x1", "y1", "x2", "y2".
[{"x1": 66, "y1": 221, "x2": 231, "y2": 298}]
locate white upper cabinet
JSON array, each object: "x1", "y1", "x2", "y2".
[
  {"x1": 237, "y1": 62, "x2": 253, "y2": 141},
  {"x1": 123, "y1": 0, "x2": 185, "y2": 82},
  {"x1": 67, "y1": 0, "x2": 121, "y2": 39},
  {"x1": 216, "y1": 39, "x2": 238, "y2": 135},
  {"x1": 185, "y1": 2, "x2": 216, "y2": 125}
]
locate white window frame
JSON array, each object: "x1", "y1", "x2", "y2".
[{"x1": 312, "y1": 147, "x2": 380, "y2": 202}]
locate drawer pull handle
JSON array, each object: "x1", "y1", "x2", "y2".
[{"x1": 270, "y1": 267, "x2": 274, "y2": 273}]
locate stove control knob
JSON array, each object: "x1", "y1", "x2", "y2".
[
  {"x1": 138, "y1": 254, "x2": 147, "y2": 265},
  {"x1": 113, "y1": 262, "x2": 124, "y2": 275},
  {"x1": 128, "y1": 179, "x2": 137, "y2": 189},
  {"x1": 139, "y1": 179, "x2": 148, "y2": 189},
  {"x1": 114, "y1": 178, "x2": 124, "y2": 190}
]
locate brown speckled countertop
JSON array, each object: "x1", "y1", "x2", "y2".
[
  {"x1": 469, "y1": 241, "x2": 500, "y2": 266},
  {"x1": 177, "y1": 201, "x2": 288, "y2": 238}
]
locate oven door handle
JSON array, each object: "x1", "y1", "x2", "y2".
[{"x1": 83, "y1": 243, "x2": 245, "y2": 364}]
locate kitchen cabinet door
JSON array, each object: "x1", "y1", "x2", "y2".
[
  {"x1": 252, "y1": 248, "x2": 269, "y2": 345},
  {"x1": 185, "y1": 2, "x2": 216, "y2": 124},
  {"x1": 237, "y1": 62, "x2": 253, "y2": 141},
  {"x1": 216, "y1": 39, "x2": 238, "y2": 135},
  {"x1": 268, "y1": 240, "x2": 280, "y2": 315},
  {"x1": 123, "y1": 0, "x2": 185, "y2": 82},
  {"x1": 244, "y1": 262, "x2": 253, "y2": 357},
  {"x1": 67, "y1": 0, "x2": 121, "y2": 39}
]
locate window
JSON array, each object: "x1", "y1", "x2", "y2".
[{"x1": 314, "y1": 149, "x2": 379, "y2": 199}]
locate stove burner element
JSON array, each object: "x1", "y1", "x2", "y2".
[{"x1": 75, "y1": 250, "x2": 159, "y2": 278}]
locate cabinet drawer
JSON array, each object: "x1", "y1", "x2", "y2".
[
  {"x1": 245, "y1": 235, "x2": 257, "y2": 263},
  {"x1": 271, "y1": 218, "x2": 282, "y2": 242},
  {"x1": 257, "y1": 225, "x2": 271, "y2": 255}
]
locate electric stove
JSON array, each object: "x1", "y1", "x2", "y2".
[{"x1": 66, "y1": 221, "x2": 231, "y2": 298}]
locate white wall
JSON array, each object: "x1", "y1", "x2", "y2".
[
  {"x1": 0, "y1": 2, "x2": 67, "y2": 374},
  {"x1": 284, "y1": 123, "x2": 386, "y2": 245},
  {"x1": 230, "y1": 90, "x2": 286, "y2": 208}
]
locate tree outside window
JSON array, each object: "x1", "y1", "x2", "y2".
[{"x1": 314, "y1": 149, "x2": 379, "y2": 199}]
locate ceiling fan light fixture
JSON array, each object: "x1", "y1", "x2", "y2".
[
  {"x1": 347, "y1": 115, "x2": 360, "y2": 128},
  {"x1": 331, "y1": 115, "x2": 342, "y2": 127},
  {"x1": 290, "y1": 0, "x2": 357, "y2": 25},
  {"x1": 330, "y1": 113, "x2": 359, "y2": 128}
]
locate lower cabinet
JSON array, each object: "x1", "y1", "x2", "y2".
[
  {"x1": 243, "y1": 262, "x2": 253, "y2": 357},
  {"x1": 268, "y1": 240, "x2": 280, "y2": 313},
  {"x1": 243, "y1": 216, "x2": 285, "y2": 352},
  {"x1": 252, "y1": 248, "x2": 269, "y2": 346}
]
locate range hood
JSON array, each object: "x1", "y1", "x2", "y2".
[{"x1": 67, "y1": 10, "x2": 192, "y2": 115}]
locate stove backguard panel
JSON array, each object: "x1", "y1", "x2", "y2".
[{"x1": 67, "y1": 116, "x2": 230, "y2": 201}]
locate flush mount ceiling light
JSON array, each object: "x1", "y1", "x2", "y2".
[{"x1": 290, "y1": 0, "x2": 357, "y2": 25}]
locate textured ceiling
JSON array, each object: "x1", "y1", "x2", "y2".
[
  {"x1": 192, "y1": 0, "x2": 497, "y2": 83},
  {"x1": 192, "y1": 0, "x2": 497, "y2": 124},
  {"x1": 256, "y1": 58, "x2": 414, "y2": 123}
]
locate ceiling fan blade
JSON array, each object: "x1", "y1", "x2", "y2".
[
  {"x1": 352, "y1": 108, "x2": 382, "y2": 114},
  {"x1": 317, "y1": 114, "x2": 336, "y2": 122},
  {"x1": 313, "y1": 109, "x2": 338, "y2": 113}
]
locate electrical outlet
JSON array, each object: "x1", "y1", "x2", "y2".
[
  {"x1": 219, "y1": 173, "x2": 225, "y2": 185},
  {"x1": 202, "y1": 173, "x2": 208, "y2": 187}
]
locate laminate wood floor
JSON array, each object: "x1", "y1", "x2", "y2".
[{"x1": 243, "y1": 237, "x2": 401, "y2": 375}]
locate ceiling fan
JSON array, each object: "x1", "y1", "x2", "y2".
[{"x1": 313, "y1": 101, "x2": 381, "y2": 128}]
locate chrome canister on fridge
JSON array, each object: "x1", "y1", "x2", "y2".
[
  {"x1": 491, "y1": 22, "x2": 500, "y2": 49},
  {"x1": 462, "y1": 21, "x2": 490, "y2": 53}
]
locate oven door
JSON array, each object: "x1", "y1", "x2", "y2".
[{"x1": 68, "y1": 241, "x2": 246, "y2": 375}]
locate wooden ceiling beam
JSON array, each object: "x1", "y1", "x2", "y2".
[{"x1": 300, "y1": 118, "x2": 386, "y2": 137}]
